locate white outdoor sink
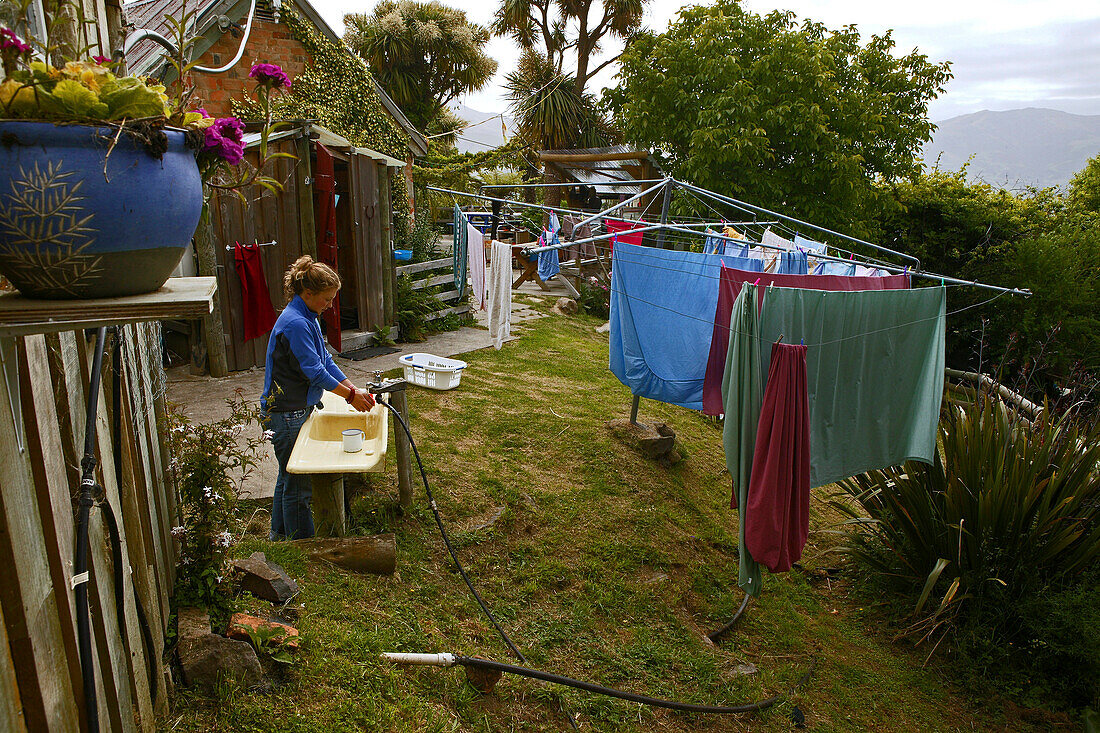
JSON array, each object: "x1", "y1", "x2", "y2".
[{"x1": 287, "y1": 391, "x2": 388, "y2": 474}]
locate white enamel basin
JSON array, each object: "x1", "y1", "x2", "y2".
[{"x1": 287, "y1": 391, "x2": 388, "y2": 474}]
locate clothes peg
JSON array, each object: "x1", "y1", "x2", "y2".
[
  {"x1": 753, "y1": 278, "x2": 761, "y2": 285},
  {"x1": 776, "y1": 334, "x2": 784, "y2": 344},
  {"x1": 800, "y1": 338, "x2": 804, "y2": 346}
]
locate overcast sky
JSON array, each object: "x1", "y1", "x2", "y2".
[{"x1": 308, "y1": 0, "x2": 1100, "y2": 122}]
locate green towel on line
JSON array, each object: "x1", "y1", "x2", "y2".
[
  {"x1": 756, "y1": 285, "x2": 946, "y2": 488},
  {"x1": 721, "y1": 284, "x2": 764, "y2": 597}
]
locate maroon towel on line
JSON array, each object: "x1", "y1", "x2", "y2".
[
  {"x1": 744, "y1": 341, "x2": 810, "y2": 574},
  {"x1": 701, "y1": 265, "x2": 911, "y2": 415},
  {"x1": 233, "y1": 242, "x2": 279, "y2": 341}
]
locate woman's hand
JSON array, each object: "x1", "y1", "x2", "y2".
[{"x1": 350, "y1": 389, "x2": 376, "y2": 412}]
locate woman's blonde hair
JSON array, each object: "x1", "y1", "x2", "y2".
[{"x1": 283, "y1": 255, "x2": 340, "y2": 301}]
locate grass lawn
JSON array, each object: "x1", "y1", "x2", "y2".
[{"x1": 164, "y1": 295, "x2": 1064, "y2": 732}]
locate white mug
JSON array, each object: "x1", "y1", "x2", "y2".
[{"x1": 342, "y1": 428, "x2": 364, "y2": 452}]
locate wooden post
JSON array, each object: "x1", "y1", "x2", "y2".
[
  {"x1": 390, "y1": 389, "x2": 414, "y2": 508},
  {"x1": 295, "y1": 132, "x2": 318, "y2": 260},
  {"x1": 378, "y1": 166, "x2": 395, "y2": 331},
  {"x1": 193, "y1": 201, "x2": 229, "y2": 377},
  {"x1": 630, "y1": 394, "x2": 640, "y2": 425},
  {"x1": 311, "y1": 475, "x2": 346, "y2": 537}
]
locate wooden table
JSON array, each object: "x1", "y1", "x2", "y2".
[{"x1": 511, "y1": 244, "x2": 551, "y2": 291}]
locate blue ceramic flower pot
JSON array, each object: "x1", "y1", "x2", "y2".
[{"x1": 0, "y1": 121, "x2": 203, "y2": 299}]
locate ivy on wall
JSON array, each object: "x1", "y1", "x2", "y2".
[{"x1": 232, "y1": 7, "x2": 410, "y2": 160}]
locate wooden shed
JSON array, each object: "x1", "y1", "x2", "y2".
[{"x1": 176, "y1": 122, "x2": 404, "y2": 373}]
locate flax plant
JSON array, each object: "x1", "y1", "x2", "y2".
[{"x1": 832, "y1": 390, "x2": 1100, "y2": 647}]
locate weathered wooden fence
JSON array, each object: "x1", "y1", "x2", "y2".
[{"x1": 0, "y1": 322, "x2": 175, "y2": 731}]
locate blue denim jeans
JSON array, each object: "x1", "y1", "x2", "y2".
[{"x1": 265, "y1": 407, "x2": 314, "y2": 540}]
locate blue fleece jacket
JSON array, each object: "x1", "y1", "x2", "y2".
[{"x1": 261, "y1": 296, "x2": 347, "y2": 412}]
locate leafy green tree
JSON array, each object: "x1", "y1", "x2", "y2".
[
  {"x1": 1068, "y1": 153, "x2": 1100, "y2": 212},
  {"x1": 344, "y1": 0, "x2": 498, "y2": 133},
  {"x1": 492, "y1": 0, "x2": 645, "y2": 98},
  {"x1": 877, "y1": 169, "x2": 1100, "y2": 388},
  {"x1": 605, "y1": 0, "x2": 951, "y2": 235}
]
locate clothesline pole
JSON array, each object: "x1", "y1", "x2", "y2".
[
  {"x1": 656, "y1": 179, "x2": 673, "y2": 250},
  {"x1": 672, "y1": 179, "x2": 922, "y2": 269},
  {"x1": 630, "y1": 395, "x2": 641, "y2": 425}
]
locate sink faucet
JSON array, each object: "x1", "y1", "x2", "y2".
[{"x1": 368, "y1": 370, "x2": 407, "y2": 396}]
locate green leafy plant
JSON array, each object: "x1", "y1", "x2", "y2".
[
  {"x1": 1, "y1": 0, "x2": 291, "y2": 194},
  {"x1": 242, "y1": 625, "x2": 295, "y2": 665},
  {"x1": 393, "y1": 212, "x2": 444, "y2": 263},
  {"x1": 833, "y1": 390, "x2": 1100, "y2": 708},
  {"x1": 167, "y1": 391, "x2": 265, "y2": 614},
  {"x1": 575, "y1": 275, "x2": 610, "y2": 319},
  {"x1": 394, "y1": 272, "x2": 445, "y2": 342},
  {"x1": 371, "y1": 325, "x2": 396, "y2": 347}
]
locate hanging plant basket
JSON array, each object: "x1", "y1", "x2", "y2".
[{"x1": 0, "y1": 120, "x2": 203, "y2": 299}]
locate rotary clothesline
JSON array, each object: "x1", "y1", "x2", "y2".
[{"x1": 430, "y1": 181, "x2": 1030, "y2": 297}]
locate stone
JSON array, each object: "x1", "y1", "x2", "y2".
[
  {"x1": 551, "y1": 297, "x2": 578, "y2": 315},
  {"x1": 179, "y1": 634, "x2": 263, "y2": 690},
  {"x1": 464, "y1": 660, "x2": 503, "y2": 694},
  {"x1": 595, "y1": 322, "x2": 611, "y2": 334},
  {"x1": 176, "y1": 607, "x2": 211, "y2": 645},
  {"x1": 606, "y1": 419, "x2": 680, "y2": 465},
  {"x1": 226, "y1": 613, "x2": 300, "y2": 650},
  {"x1": 231, "y1": 551, "x2": 300, "y2": 604}
]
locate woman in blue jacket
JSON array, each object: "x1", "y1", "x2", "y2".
[{"x1": 261, "y1": 255, "x2": 374, "y2": 540}]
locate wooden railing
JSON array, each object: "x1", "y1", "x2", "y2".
[{"x1": 395, "y1": 257, "x2": 471, "y2": 323}]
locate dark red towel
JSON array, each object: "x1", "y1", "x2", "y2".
[
  {"x1": 745, "y1": 342, "x2": 810, "y2": 573},
  {"x1": 605, "y1": 218, "x2": 645, "y2": 246},
  {"x1": 315, "y1": 142, "x2": 341, "y2": 351},
  {"x1": 701, "y1": 265, "x2": 911, "y2": 415},
  {"x1": 233, "y1": 242, "x2": 278, "y2": 341}
]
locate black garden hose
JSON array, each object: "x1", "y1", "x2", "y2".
[{"x1": 377, "y1": 397, "x2": 817, "y2": 720}]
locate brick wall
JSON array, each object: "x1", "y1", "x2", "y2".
[{"x1": 191, "y1": 19, "x2": 312, "y2": 118}]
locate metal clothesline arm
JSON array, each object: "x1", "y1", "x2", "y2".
[
  {"x1": 519, "y1": 226, "x2": 1030, "y2": 296},
  {"x1": 480, "y1": 179, "x2": 667, "y2": 190},
  {"x1": 672, "y1": 178, "x2": 921, "y2": 269},
  {"x1": 572, "y1": 179, "x2": 671, "y2": 233}
]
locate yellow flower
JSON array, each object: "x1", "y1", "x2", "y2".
[{"x1": 0, "y1": 79, "x2": 37, "y2": 115}]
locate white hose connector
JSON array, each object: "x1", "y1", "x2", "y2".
[{"x1": 381, "y1": 652, "x2": 456, "y2": 667}]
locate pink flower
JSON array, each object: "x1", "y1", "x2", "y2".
[
  {"x1": 203, "y1": 116, "x2": 246, "y2": 165},
  {"x1": 0, "y1": 27, "x2": 31, "y2": 54},
  {"x1": 91, "y1": 55, "x2": 111, "y2": 65},
  {"x1": 248, "y1": 62, "x2": 291, "y2": 90},
  {"x1": 191, "y1": 108, "x2": 212, "y2": 118}
]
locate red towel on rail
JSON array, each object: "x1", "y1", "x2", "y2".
[
  {"x1": 744, "y1": 341, "x2": 810, "y2": 573},
  {"x1": 604, "y1": 218, "x2": 645, "y2": 246},
  {"x1": 701, "y1": 265, "x2": 911, "y2": 415},
  {"x1": 233, "y1": 242, "x2": 278, "y2": 341},
  {"x1": 315, "y1": 142, "x2": 341, "y2": 351}
]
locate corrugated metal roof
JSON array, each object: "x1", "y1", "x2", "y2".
[
  {"x1": 241, "y1": 123, "x2": 405, "y2": 167},
  {"x1": 539, "y1": 145, "x2": 662, "y2": 195},
  {"x1": 122, "y1": 0, "x2": 220, "y2": 77}
]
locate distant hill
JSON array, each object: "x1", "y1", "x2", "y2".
[
  {"x1": 451, "y1": 103, "x2": 515, "y2": 154},
  {"x1": 922, "y1": 108, "x2": 1100, "y2": 189}
]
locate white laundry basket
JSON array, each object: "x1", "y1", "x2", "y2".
[{"x1": 399, "y1": 353, "x2": 468, "y2": 390}]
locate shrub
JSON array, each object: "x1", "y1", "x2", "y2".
[
  {"x1": 833, "y1": 390, "x2": 1100, "y2": 709},
  {"x1": 575, "y1": 275, "x2": 610, "y2": 319},
  {"x1": 393, "y1": 212, "x2": 444, "y2": 263},
  {"x1": 394, "y1": 273, "x2": 444, "y2": 342},
  {"x1": 167, "y1": 392, "x2": 265, "y2": 615}
]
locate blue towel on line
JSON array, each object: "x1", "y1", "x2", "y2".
[{"x1": 609, "y1": 242, "x2": 765, "y2": 410}]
